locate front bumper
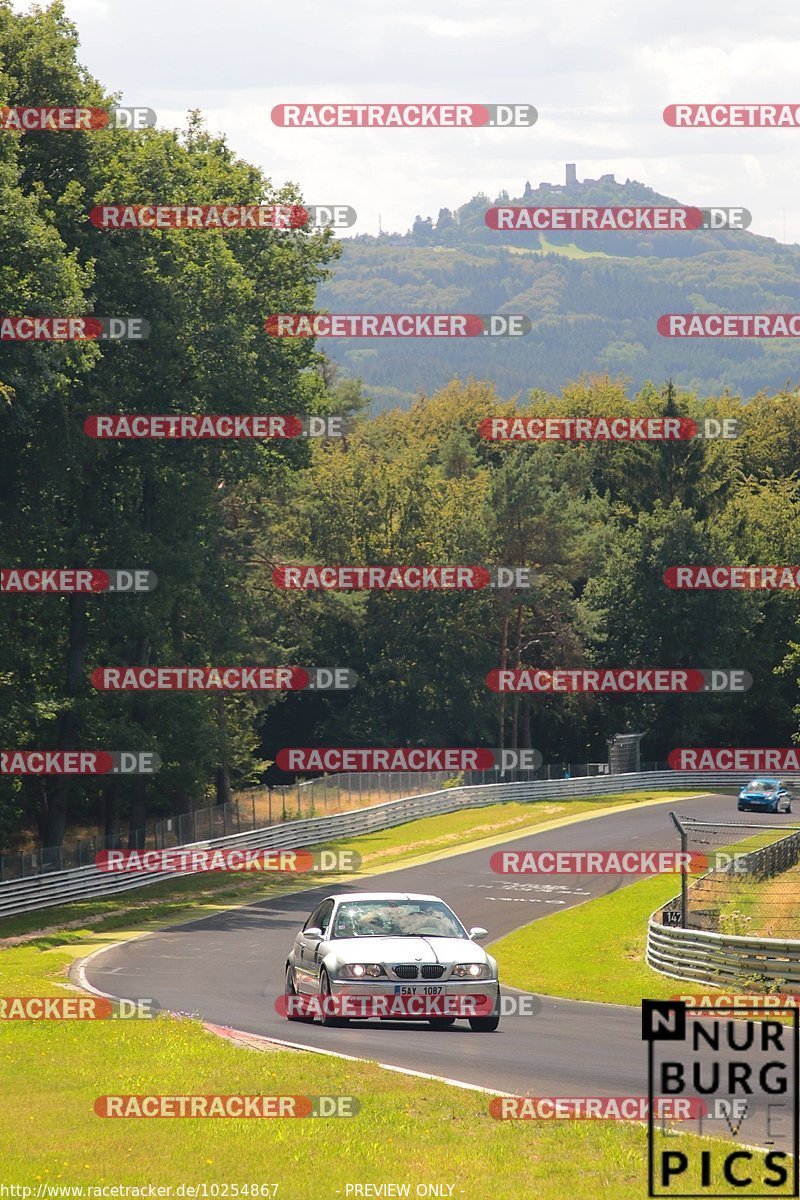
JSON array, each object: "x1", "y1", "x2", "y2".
[{"x1": 327, "y1": 976, "x2": 499, "y2": 1019}]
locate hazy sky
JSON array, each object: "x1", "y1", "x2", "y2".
[{"x1": 14, "y1": 0, "x2": 800, "y2": 242}]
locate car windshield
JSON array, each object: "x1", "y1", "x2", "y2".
[
  {"x1": 744, "y1": 781, "x2": 777, "y2": 792},
  {"x1": 331, "y1": 900, "x2": 467, "y2": 939}
]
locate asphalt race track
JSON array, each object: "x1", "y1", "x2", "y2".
[{"x1": 80, "y1": 793, "x2": 800, "y2": 1151}]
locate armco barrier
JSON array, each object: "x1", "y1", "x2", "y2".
[
  {"x1": 647, "y1": 917, "x2": 800, "y2": 989},
  {"x1": 0, "y1": 769, "x2": 757, "y2": 920}
]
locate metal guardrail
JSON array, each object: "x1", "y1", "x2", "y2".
[
  {"x1": 647, "y1": 823, "x2": 800, "y2": 988},
  {"x1": 647, "y1": 919, "x2": 800, "y2": 989},
  {"x1": 0, "y1": 768, "x2": 758, "y2": 921}
]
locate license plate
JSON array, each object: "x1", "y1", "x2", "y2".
[{"x1": 394, "y1": 985, "x2": 443, "y2": 995}]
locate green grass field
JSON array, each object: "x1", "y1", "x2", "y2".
[{"x1": 492, "y1": 872, "x2": 684, "y2": 1005}]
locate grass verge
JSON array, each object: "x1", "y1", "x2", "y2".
[{"x1": 492, "y1": 872, "x2": 685, "y2": 1005}]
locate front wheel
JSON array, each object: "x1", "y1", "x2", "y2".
[
  {"x1": 318, "y1": 967, "x2": 348, "y2": 1027},
  {"x1": 469, "y1": 988, "x2": 500, "y2": 1032},
  {"x1": 285, "y1": 968, "x2": 314, "y2": 1023}
]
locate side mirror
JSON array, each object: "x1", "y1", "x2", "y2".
[
  {"x1": 303, "y1": 926, "x2": 323, "y2": 940},
  {"x1": 469, "y1": 926, "x2": 488, "y2": 941}
]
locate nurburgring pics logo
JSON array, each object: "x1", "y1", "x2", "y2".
[
  {"x1": 0, "y1": 106, "x2": 156, "y2": 131},
  {"x1": 665, "y1": 567, "x2": 800, "y2": 590},
  {"x1": 270, "y1": 103, "x2": 537, "y2": 127},
  {"x1": 659, "y1": 314, "x2": 800, "y2": 337},
  {"x1": 664, "y1": 103, "x2": 800, "y2": 127},
  {"x1": 0, "y1": 317, "x2": 149, "y2": 340},
  {"x1": 94, "y1": 1095, "x2": 359, "y2": 1118},
  {"x1": 1, "y1": 569, "x2": 157, "y2": 593},
  {"x1": 478, "y1": 417, "x2": 739, "y2": 440},
  {"x1": 84, "y1": 415, "x2": 343, "y2": 439},
  {"x1": 0, "y1": 751, "x2": 159, "y2": 774},
  {"x1": 96, "y1": 848, "x2": 360, "y2": 873},
  {"x1": 264, "y1": 314, "x2": 530, "y2": 337},
  {"x1": 643, "y1": 999, "x2": 798, "y2": 1196},
  {"x1": 487, "y1": 669, "x2": 752, "y2": 693},
  {"x1": 669, "y1": 748, "x2": 800, "y2": 771},
  {"x1": 90, "y1": 667, "x2": 356, "y2": 690},
  {"x1": 272, "y1": 565, "x2": 534, "y2": 590},
  {"x1": 275, "y1": 747, "x2": 543, "y2": 772},
  {"x1": 485, "y1": 207, "x2": 750, "y2": 231}
]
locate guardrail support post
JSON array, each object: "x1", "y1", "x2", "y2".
[{"x1": 669, "y1": 810, "x2": 688, "y2": 928}]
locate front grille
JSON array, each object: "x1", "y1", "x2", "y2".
[
  {"x1": 393, "y1": 965, "x2": 419, "y2": 979},
  {"x1": 421, "y1": 965, "x2": 445, "y2": 979}
]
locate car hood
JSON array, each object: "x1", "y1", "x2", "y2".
[{"x1": 326, "y1": 936, "x2": 487, "y2": 965}]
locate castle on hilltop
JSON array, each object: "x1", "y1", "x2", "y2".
[{"x1": 522, "y1": 164, "x2": 616, "y2": 200}]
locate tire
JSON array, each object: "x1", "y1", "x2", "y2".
[
  {"x1": 469, "y1": 988, "x2": 501, "y2": 1032},
  {"x1": 318, "y1": 967, "x2": 348, "y2": 1027},
  {"x1": 786, "y1": 803, "x2": 793, "y2": 814},
  {"x1": 284, "y1": 967, "x2": 314, "y2": 1023},
  {"x1": 428, "y1": 1017, "x2": 456, "y2": 1029}
]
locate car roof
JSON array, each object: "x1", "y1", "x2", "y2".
[
  {"x1": 326, "y1": 892, "x2": 441, "y2": 903},
  {"x1": 746, "y1": 777, "x2": 780, "y2": 784}
]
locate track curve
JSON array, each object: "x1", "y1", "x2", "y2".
[{"x1": 79, "y1": 793, "x2": 799, "y2": 1149}]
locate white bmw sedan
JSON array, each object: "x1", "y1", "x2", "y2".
[{"x1": 284, "y1": 891, "x2": 500, "y2": 1031}]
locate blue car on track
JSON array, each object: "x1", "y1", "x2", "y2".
[{"x1": 737, "y1": 778, "x2": 794, "y2": 814}]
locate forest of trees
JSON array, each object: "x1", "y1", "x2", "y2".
[
  {"x1": 319, "y1": 238, "x2": 800, "y2": 405},
  {"x1": 1, "y1": 3, "x2": 799, "y2": 854}
]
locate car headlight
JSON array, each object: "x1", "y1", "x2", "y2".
[
  {"x1": 340, "y1": 963, "x2": 387, "y2": 979},
  {"x1": 451, "y1": 963, "x2": 491, "y2": 979}
]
